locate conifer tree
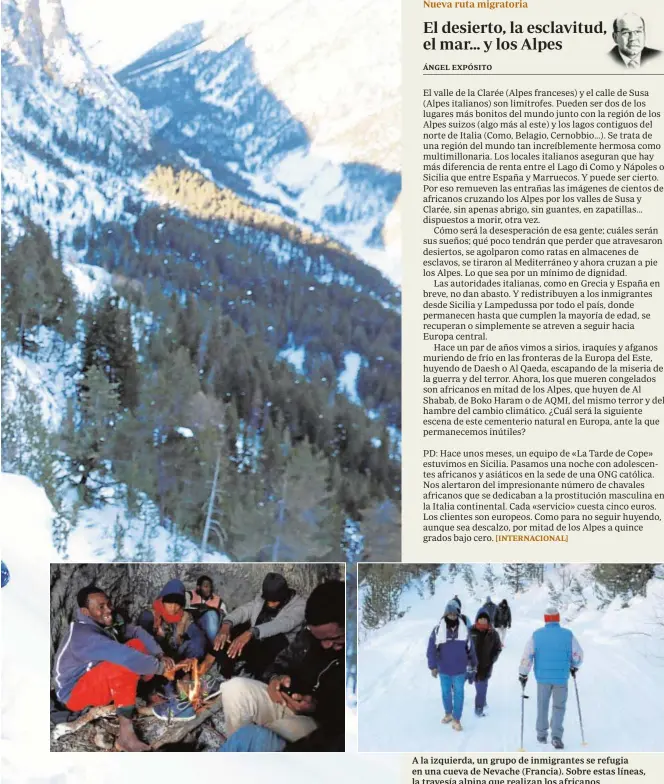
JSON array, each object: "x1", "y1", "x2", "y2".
[
  {"x1": 504, "y1": 563, "x2": 528, "y2": 594},
  {"x1": 592, "y1": 564, "x2": 655, "y2": 599},
  {"x1": 66, "y1": 365, "x2": 121, "y2": 503},
  {"x1": 358, "y1": 498, "x2": 401, "y2": 562}
]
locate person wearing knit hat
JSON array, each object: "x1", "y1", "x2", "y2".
[
  {"x1": 478, "y1": 596, "x2": 498, "y2": 625},
  {"x1": 199, "y1": 572, "x2": 306, "y2": 680},
  {"x1": 518, "y1": 605, "x2": 584, "y2": 749},
  {"x1": 137, "y1": 578, "x2": 207, "y2": 662},
  {"x1": 469, "y1": 609, "x2": 502, "y2": 717},
  {"x1": 494, "y1": 599, "x2": 512, "y2": 647},
  {"x1": 426, "y1": 600, "x2": 478, "y2": 731}
]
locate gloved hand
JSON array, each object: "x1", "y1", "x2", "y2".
[
  {"x1": 466, "y1": 668, "x2": 476, "y2": 684},
  {"x1": 519, "y1": 674, "x2": 528, "y2": 687},
  {"x1": 570, "y1": 667, "x2": 578, "y2": 678},
  {"x1": 430, "y1": 668, "x2": 438, "y2": 678}
]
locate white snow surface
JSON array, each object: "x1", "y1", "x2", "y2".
[
  {"x1": 358, "y1": 567, "x2": 664, "y2": 752},
  {"x1": 278, "y1": 343, "x2": 306, "y2": 375},
  {"x1": 338, "y1": 351, "x2": 362, "y2": 404},
  {"x1": 62, "y1": 258, "x2": 113, "y2": 301},
  {"x1": 0, "y1": 483, "x2": 392, "y2": 782}
]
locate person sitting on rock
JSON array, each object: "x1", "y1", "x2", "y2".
[
  {"x1": 186, "y1": 574, "x2": 227, "y2": 649},
  {"x1": 200, "y1": 572, "x2": 306, "y2": 680},
  {"x1": 53, "y1": 584, "x2": 182, "y2": 751},
  {"x1": 137, "y1": 578, "x2": 207, "y2": 662},
  {"x1": 216, "y1": 580, "x2": 345, "y2": 752}
]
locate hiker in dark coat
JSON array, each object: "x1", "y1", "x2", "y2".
[
  {"x1": 469, "y1": 609, "x2": 502, "y2": 716},
  {"x1": 478, "y1": 596, "x2": 498, "y2": 624},
  {"x1": 494, "y1": 599, "x2": 512, "y2": 646},
  {"x1": 216, "y1": 580, "x2": 345, "y2": 751}
]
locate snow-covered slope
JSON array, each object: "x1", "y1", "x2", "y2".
[
  {"x1": 358, "y1": 566, "x2": 664, "y2": 752},
  {"x1": 63, "y1": 0, "x2": 400, "y2": 169},
  {"x1": 0, "y1": 470, "x2": 230, "y2": 563},
  {"x1": 1, "y1": 0, "x2": 151, "y2": 239},
  {"x1": 0, "y1": 471, "x2": 389, "y2": 780},
  {"x1": 61, "y1": 0, "x2": 402, "y2": 282}
]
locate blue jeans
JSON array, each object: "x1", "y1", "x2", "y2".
[
  {"x1": 439, "y1": 673, "x2": 466, "y2": 721},
  {"x1": 217, "y1": 725, "x2": 287, "y2": 752},
  {"x1": 475, "y1": 678, "x2": 489, "y2": 711},
  {"x1": 196, "y1": 609, "x2": 221, "y2": 646}
]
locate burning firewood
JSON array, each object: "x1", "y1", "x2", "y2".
[{"x1": 163, "y1": 658, "x2": 195, "y2": 681}]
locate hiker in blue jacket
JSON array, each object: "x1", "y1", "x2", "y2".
[
  {"x1": 518, "y1": 605, "x2": 584, "y2": 750},
  {"x1": 427, "y1": 600, "x2": 478, "y2": 731}
]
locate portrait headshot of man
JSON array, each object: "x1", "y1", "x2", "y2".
[{"x1": 609, "y1": 13, "x2": 661, "y2": 69}]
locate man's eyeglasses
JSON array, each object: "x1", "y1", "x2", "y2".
[{"x1": 306, "y1": 625, "x2": 345, "y2": 642}]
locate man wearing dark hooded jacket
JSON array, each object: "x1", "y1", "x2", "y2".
[
  {"x1": 216, "y1": 580, "x2": 345, "y2": 751},
  {"x1": 201, "y1": 572, "x2": 306, "y2": 680},
  {"x1": 469, "y1": 609, "x2": 502, "y2": 716},
  {"x1": 494, "y1": 599, "x2": 512, "y2": 646}
]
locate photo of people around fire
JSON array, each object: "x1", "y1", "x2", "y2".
[{"x1": 50, "y1": 563, "x2": 345, "y2": 752}]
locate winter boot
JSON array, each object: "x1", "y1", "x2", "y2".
[
  {"x1": 537, "y1": 735, "x2": 548, "y2": 744},
  {"x1": 552, "y1": 737, "x2": 564, "y2": 750},
  {"x1": 441, "y1": 713, "x2": 453, "y2": 724},
  {"x1": 451, "y1": 719, "x2": 463, "y2": 731}
]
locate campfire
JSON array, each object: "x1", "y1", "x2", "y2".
[
  {"x1": 187, "y1": 660, "x2": 203, "y2": 711},
  {"x1": 170, "y1": 659, "x2": 206, "y2": 713}
]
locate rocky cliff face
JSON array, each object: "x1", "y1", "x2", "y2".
[
  {"x1": 61, "y1": 0, "x2": 403, "y2": 281},
  {"x1": 2, "y1": 0, "x2": 152, "y2": 237}
]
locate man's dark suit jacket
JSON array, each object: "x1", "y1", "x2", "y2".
[{"x1": 608, "y1": 45, "x2": 662, "y2": 66}]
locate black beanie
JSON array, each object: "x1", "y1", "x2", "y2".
[
  {"x1": 262, "y1": 573, "x2": 290, "y2": 603},
  {"x1": 162, "y1": 592, "x2": 185, "y2": 607}
]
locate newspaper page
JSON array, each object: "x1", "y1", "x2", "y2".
[{"x1": 0, "y1": 0, "x2": 663, "y2": 781}]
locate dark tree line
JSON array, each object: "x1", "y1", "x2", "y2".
[
  {"x1": 84, "y1": 206, "x2": 401, "y2": 427},
  {"x1": 2, "y1": 221, "x2": 401, "y2": 561}
]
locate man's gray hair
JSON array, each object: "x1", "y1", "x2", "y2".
[{"x1": 613, "y1": 14, "x2": 645, "y2": 35}]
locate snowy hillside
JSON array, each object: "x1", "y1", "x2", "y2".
[
  {"x1": 358, "y1": 565, "x2": 664, "y2": 752},
  {"x1": 61, "y1": 0, "x2": 402, "y2": 282},
  {"x1": 1, "y1": 0, "x2": 151, "y2": 237},
  {"x1": 2, "y1": 0, "x2": 401, "y2": 564},
  {"x1": 0, "y1": 470, "x2": 230, "y2": 564},
  {"x1": 0, "y1": 476, "x2": 389, "y2": 780}
]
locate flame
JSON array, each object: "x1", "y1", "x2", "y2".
[{"x1": 187, "y1": 660, "x2": 202, "y2": 709}]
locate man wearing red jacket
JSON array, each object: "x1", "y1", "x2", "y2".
[{"x1": 53, "y1": 585, "x2": 181, "y2": 751}]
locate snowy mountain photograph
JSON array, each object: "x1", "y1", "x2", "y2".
[
  {"x1": 1, "y1": 0, "x2": 402, "y2": 565},
  {"x1": 357, "y1": 563, "x2": 664, "y2": 752}
]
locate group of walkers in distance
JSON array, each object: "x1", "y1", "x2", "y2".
[
  {"x1": 53, "y1": 572, "x2": 345, "y2": 752},
  {"x1": 427, "y1": 594, "x2": 584, "y2": 748}
]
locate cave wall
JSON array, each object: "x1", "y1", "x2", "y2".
[{"x1": 50, "y1": 562, "x2": 343, "y2": 661}]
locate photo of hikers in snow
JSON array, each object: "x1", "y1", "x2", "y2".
[
  {"x1": 358, "y1": 563, "x2": 664, "y2": 751},
  {"x1": 50, "y1": 563, "x2": 345, "y2": 752}
]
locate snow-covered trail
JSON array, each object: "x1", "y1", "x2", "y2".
[{"x1": 358, "y1": 580, "x2": 664, "y2": 752}]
